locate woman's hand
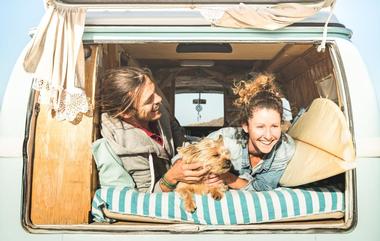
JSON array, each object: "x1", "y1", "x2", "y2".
[
  {"x1": 165, "y1": 159, "x2": 210, "y2": 184},
  {"x1": 219, "y1": 172, "x2": 248, "y2": 189}
]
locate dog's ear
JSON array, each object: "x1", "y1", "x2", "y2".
[{"x1": 216, "y1": 135, "x2": 224, "y2": 144}]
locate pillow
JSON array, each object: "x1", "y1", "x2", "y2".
[
  {"x1": 279, "y1": 98, "x2": 356, "y2": 187},
  {"x1": 92, "y1": 185, "x2": 345, "y2": 224}
]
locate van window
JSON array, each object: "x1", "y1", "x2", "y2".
[
  {"x1": 175, "y1": 92, "x2": 224, "y2": 127},
  {"x1": 23, "y1": 41, "x2": 355, "y2": 233}
]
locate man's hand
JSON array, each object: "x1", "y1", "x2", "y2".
[{"x1": 165, "y1": 159, "x2": 210, "y2": 184}]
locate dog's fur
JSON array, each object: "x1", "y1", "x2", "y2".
[{"x1": 175, "y1": 136, "x2": 231, "y2": 213}]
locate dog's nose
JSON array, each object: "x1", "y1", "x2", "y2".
[{"x1": 223, "y1": 160, "x2": 232, "y2": 169}]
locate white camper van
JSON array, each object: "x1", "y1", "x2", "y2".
[{"x1": 1, "y1": 0, "x2": 380, "y2": 240}]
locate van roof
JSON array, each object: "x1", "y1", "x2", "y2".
[
  {"x1": 85, "y1": 9, "x2": 342, "y2": 27},
  {"x1": 50, "y1": 0, "x2": 342, "y2": 28}
]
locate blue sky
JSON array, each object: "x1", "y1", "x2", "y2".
[{"x1": 0, "y1": 0, "x2": 379, "y2": 108}]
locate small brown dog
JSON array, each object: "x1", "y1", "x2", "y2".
[{"x1": 175, "y1": 136, "x2": 231, "y2": 213}]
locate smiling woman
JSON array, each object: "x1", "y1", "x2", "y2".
[
  {"x1": 244, "y1": 108, "x2": 281, "y2": 156},
  {"x1": 206, "y1": 73, "x2": 296, "y2": 191}
]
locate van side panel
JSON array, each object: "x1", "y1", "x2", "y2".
[
  {"x1": 335, "y1": 39, "x2": 380, "y2": 139},
  {"x1": 328, "y1": 38, "x2": 380, "y2": 240},
  {"x1": 0, "y1": 44, "x2": 59, "y2": 239},
  {"x1": 0, "y1": 43, "x2": 34, "y2": 157}
]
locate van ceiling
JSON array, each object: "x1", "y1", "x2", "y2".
[
  {"x1": 115, "y1": 42, "x2": 314, "y2": 93},
  {"x1": 121, "y1": 43, "x2": 288, "y2": 60}
]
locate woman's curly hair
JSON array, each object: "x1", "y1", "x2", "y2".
[{"x1": 232, "y1": 73, "x2": 283, "y2": 125}]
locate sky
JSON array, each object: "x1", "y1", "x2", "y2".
[{"x1": 0, "y1": 0, "x2": 379, "y2": 109}]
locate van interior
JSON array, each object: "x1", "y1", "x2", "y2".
[{"x1": 25, "y1": 41, "x2": 354, "y2": 231}]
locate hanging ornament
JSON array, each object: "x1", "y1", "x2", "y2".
[
  {"x1": 194, "y1": 92, "x2": 203, "y2": 121},
  {"x1": 195, "y1": 104, "x2": 202, "y2": 121}
]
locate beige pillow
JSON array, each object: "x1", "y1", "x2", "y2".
[{"x1": 280, "y1": 98, "x2": 356, "y2": 187}]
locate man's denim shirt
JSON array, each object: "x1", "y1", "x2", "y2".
[{"x1": 208, "y1": 127, "x2": 295, "y2": 191}]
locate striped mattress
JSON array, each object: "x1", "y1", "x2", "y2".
[{"x1": 92, "y1": 185, "x2": 344, "y2": 225}]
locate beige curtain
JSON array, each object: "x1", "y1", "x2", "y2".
[
  {"x1": 23, "y1": 0, "x2": 87, "y2": 121},
  {"x1": 214, "y1": 0, "x2": 336, "y2": 30}
]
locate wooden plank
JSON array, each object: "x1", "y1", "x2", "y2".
[
  {"x1": 31, "y1": 106, "x2": 93, "y2": 224},
  {"x1": 104, "y1": 44, "x2": 119, "y2": 69},
  {"x1": 87, "y1": 46, "x2": 101, "y2": 202},
  {"x1": 30, "y1": 45, "x2": 99, "y2": 225},
  {"x1": 280, "y1": 48, "x2": 334, "y2": 115},
  {"x1": 265, "y1": 44, "x2": 312, "y2": 73}
]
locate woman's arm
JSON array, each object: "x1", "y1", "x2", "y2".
[
  {"x1": 205, "y1": 170, "x2": 282, "y2": 191},
  {"x1": 204, "y1": 172, "x2": 249, "y2": 190},
  {"x1": 221, "y1": 172, "x2": 249, "y2": 189}
]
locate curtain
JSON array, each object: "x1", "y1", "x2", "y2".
[
  {"x1": 213, "y1": 0, "x2": 336, "y2": 30},
  {"x1": 23, "y1": 0, "x2": 88, "y2": 121}
]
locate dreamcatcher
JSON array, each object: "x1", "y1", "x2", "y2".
[{"x1": 193, "y1": 92, "x2": 206, "y2": 122}]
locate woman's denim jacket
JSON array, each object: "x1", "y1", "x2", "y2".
[{"x1": 207, "y1": 127, "x2": 295, "y2": 191}]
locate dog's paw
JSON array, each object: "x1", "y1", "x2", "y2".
[
  {"x1": 210, "y1": 189, "x2": 224, "y2": 200},
  {"x1": 184, "y1": 200, "x2": 197, "y2": 213}
]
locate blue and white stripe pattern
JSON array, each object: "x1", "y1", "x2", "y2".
[{"x1": 92, "y1": 185, "x2": 344, "y2": 224}]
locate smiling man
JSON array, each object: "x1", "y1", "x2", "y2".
[{"x1": 93, "y1": 67, "x2": 209, "y2": 193}]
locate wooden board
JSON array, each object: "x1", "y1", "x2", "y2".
[
  {"x1": 265, "y1": 44, "x2": 312, "y2": 72},
  {"x1": 279, "y1": 48, "x2": 335, "y2": 115},
  {"x1": 30, "y1": 45, "x2": 99, "y2": 224}
]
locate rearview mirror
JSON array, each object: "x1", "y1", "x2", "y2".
[{"x1": 192, "y1": 99, "x2": 206, "y2": 104}]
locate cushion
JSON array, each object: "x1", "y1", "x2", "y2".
[
  {"x1": 92, "y1": 185, "x2": 344, "y2": 225},
  {"x1": 280, "y1": 98, "x2": 356, "y2": 187}
]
